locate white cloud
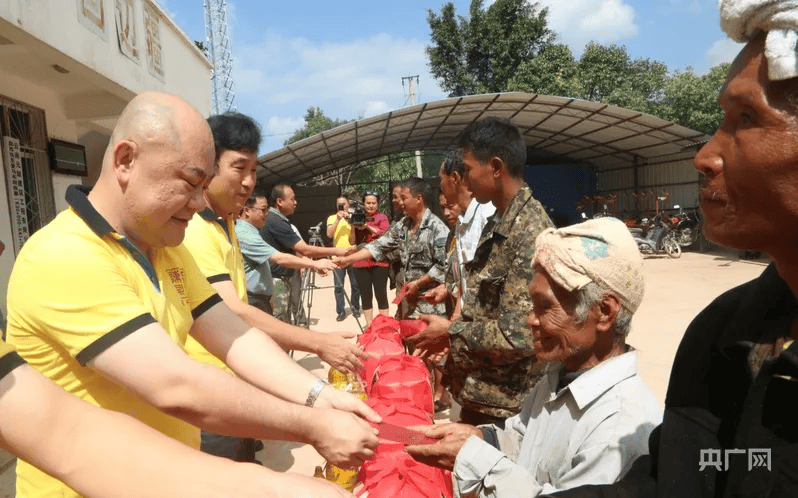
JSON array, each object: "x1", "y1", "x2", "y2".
[
  {"x1": 266, "y1": 116, "x2": 305, "y2": 136},
  {"x1": 232, "y1": 31, "x2": 447, "y2": 151},
  {"x1": 362, "y1": 101, "x2": 391, "y2": 118},
  {"x1": 233, "y1": 32, "x2": 439, "y2": 106},
  {"x1": 541, "y1": 0, "x2": 639, "y2": 56},
  {"x1": 705, "y1": 37, "x2": 744, "y2": 68}
]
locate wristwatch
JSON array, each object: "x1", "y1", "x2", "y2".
[{"x1": 305, "y1": 379, "x2": 329, "y2": 407}]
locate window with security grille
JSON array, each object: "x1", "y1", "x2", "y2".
[{"x1": 0, "y1": 94, "x2": 56, "y2": 255}]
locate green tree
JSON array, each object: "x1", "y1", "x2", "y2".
[
  {"x1": 507, "y1": 44, "x2": 579, "y2": 97},
  {"x1": 426, "y1": 0, "x2": 554, "y2": 97},
  {"x1": 284, "y1": 106, "x2": 350, "y2": 146},
  {"x1": 657, "y1": 63, "x2": 729, "y2": 135}
]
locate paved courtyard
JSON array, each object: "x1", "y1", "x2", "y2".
[{"x1": 0, "y1": 249, "x2": 770, "y2": 495}]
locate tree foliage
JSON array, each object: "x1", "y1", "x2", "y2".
[
  {"x1": 284, "y1": 106, "x2": 350, "y2": 146},
  {"x1": 428, "y1": 2, "x2": 730, "y2": 135},
  {"x1": 426, "y1": 0, "x2": 554, "y2": 96},
  {"x1": 285, "y1": 107, "x2": 437, "y2": 190},
  {"x1": 655, "y1": 63, "x2": 730, "y2": 135},
  {"x1": 506, "y1": 42, "x2": 726, "y2": 135}
]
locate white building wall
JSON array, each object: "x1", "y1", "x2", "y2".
[
  {"x1": 0, "y1": 0, "x2": 212, "y2": 317},
  {"x1": 0, "y1": 0, "x2": 212, "y2": 114}
]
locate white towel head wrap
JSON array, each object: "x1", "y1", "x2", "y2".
[
  {"x1": 720, "y1": 0, "x2": 798, "y2": 80},
  {"x1": 533, "y1": 217, "x2": 645, "y2": 313}
]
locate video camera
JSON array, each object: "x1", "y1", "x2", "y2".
[{"x1": 349, "y1": 201, "x2": 367, "y2": 227}]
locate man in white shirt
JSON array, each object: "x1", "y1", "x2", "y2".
[{"x1": 407, "y1": 217, "x2": 662, "y2": 497}]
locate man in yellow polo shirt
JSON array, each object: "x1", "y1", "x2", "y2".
[
  {"x1": 7, "y1": 91, "x2": 379, "y2": 498},
  {"x1": 183, "y1": 112, "x2": 368, "y2": 461},
  {"x1": 327, "y1": 196, "x2": 362, "y2": 322},
  {"x1": 0, "y1": 338, "x2": 349, "y2": 498}
]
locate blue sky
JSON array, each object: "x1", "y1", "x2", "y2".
[{"x1": 157, "y1": 0, "x2": 742, "y2": 154}]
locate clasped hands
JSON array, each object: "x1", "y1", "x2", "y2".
[
  {"x1": 405, "y1": 313, "x2": 452, "y2": 363},
  {"x1": 405, "y1": 423, "x2": 484, "y2": 470}
]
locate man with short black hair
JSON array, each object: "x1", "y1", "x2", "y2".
[
  {"x1": 407, "y1": 117, "x2": 554, "y2": 427},
  {"x1": 421, "y1": 149, "x2": 496, "y2": 315},
  {"x1": 7, "y1": 94, "x2": 379, "y2": 497}
]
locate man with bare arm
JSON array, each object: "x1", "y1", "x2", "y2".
[
  {"x1": 0, "y1": 338, "x2": 351, "y2": 498},
  {"x1": 7, "y1": 91, "x2": 379, "y2": 498}
]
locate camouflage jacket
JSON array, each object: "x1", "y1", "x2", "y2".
[
  {"x1": 366, "y1": 208, "x2": 449, "y2": 318},
  {"x1": 445, "y1": 186, "x2": 554, "y2": 419}
]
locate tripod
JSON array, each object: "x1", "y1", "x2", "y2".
[{"x1": 299, "y1": 232, "x2": 364, "y2": 333}]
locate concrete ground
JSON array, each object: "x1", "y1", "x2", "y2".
[{"x1": 0, "y1": 249, "x2": 770, "y2": 495}]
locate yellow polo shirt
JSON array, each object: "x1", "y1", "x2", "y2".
[
  {"x1": 0, "y1": 339, "x2": 25, "y2": 381},
  {"x1": 182, "y1": 209, "x2": 247, "y2": 371},
  {"x1": 7, "y1": 185, "x2": 220, "y2": 498},
  {"x1": 326, "y1": 214, "x2": 354, "y2": 261}
]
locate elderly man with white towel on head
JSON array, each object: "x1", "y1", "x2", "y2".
[
  {"x1": 545, "y1": 1, "x2": 798, "y2": 497},
  {"x1": 406, "y1": 217, "x2": 661, "y2": 497}
]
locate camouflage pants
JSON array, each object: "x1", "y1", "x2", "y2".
[{"x1": 273, "y1": 278, "x2": 291, "y2": 324}]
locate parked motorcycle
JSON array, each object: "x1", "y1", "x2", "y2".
[
  {"x1": 630, "y1": 212, "x2": 681, "y2": 258},
  {"x1": 670, "y1": 205, "x2": 701, "y2": 247}
]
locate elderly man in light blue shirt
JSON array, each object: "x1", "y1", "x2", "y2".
[
  {"x1": 407, "y1": 217, "x2": 662, "y2": 497},
  {"x1": 236, "y1": 192, "x2": 336, "y2": 315}
]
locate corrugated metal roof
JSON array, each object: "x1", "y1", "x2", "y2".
[{"x1": 257, "y1": 92, "x2": 710, "y2": 185}]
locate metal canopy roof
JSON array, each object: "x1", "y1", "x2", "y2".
[{"x1": 257, "y1": 92, "x2": 709, "y2": 185}]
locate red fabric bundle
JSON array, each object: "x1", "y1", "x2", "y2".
[
  {"x1": 367, "y1": 314, "x2": 401, "y2": 332},
  {"x1": 356, "y1": 318, "x2": 453, "y2": 498},
  {"x1": 358, "y1": 327, "x2": 405, "y2": 392},
  {"x1": 367, "y1": 398, "x2": 432, "y2": 429},
  {"x1": 358, "y1": 447, "x2": 452, "y2": 498},
  {"x1": 370, "y1": 355, "x2": 434, "y2": 415}
]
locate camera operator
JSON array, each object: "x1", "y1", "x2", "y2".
[
  {"x1": 348, "y1": 191, "x2": 391, "y2": 325},
  {"x1": 327, "y1": 196, "x2": 362, "y2": 322}
]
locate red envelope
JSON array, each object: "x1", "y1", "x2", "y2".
[
  {"x1": 393, "y1": 284, "x2": 411, "y2": 305},
  {"x1": 372, "y1": 422, "x2": 439, "y2": 445},
  {"x1": 399, "y1": 320, "x2": 427, "y2": 339}
]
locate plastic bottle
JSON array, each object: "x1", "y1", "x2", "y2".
[{"x1": 325, "y1": 462, "x2": 358, "y2": 491}]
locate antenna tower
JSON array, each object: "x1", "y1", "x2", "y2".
[{"x1": 204, "y1": 0, "x2": 237, "y2": 114}]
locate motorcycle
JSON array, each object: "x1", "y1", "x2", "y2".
[
  {"x1": 630, "y1": 212, "x2": 681, "y2": 258},
  {"x1": 670, "y1": 205, "x2": 701, "y2": 247}
]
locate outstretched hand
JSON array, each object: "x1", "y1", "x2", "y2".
[
  {"x1": 313, "y1": 258, "x2": 338, "y2": 273},
  {"x1": 316, "y1": 331, "x2": 369, "y2": 373},
  {"x1": 405, "y1": 314, "x2": 451, "y2": 359},
  {"x1": 421, "y1": 284, "x2": 449, "y2": 304},
  {"x1": 404, "y1": 423, "x2": 482, "y2": 470},
  {"x1": 316, "y1": 386, "x2": 382, "y2": 424},
  {"x1": 309, "y1": 407, "x2": 379, "y2": 469}
]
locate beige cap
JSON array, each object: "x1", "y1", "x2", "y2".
[{"x1": 534, "y1": 217, "x2": 645, "y2": 313}]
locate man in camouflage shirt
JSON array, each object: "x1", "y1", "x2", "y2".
[
  {"x1": 407, "y1": 117, "x2": 554, "y2": 426},
  {"x1": 335, "y1": 178, "x2": 449, "y2": 319}
]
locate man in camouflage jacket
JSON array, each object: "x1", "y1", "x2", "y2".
[
  {"x1": 407, "y1": 117, "x2": 554, "y2": 426},
  {"x1": 336, "y1": 178, "x2": 449, "y2": 319}
]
